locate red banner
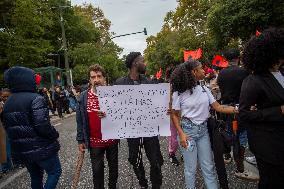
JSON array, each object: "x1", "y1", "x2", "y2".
[
  {"x1": 156, "y1": 68, "x2": 162, "y2": 79},
  {"x1": 212, "y1": 55, "x2": 228, "y2": 68},
  {"x1": 184, "y1": 48, "x2": 202, "y2": 61}
]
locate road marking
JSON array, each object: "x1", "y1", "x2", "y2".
[
  {"x1": 0, "y1": 168, "x2": 27, "y2": 189},
  {"x1": 54, "y1": 123, "x2": 62, "y2": 127}
]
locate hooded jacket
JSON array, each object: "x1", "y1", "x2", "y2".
[{"x1": 3, "y1": 66, "x2": 60, "y2": 163}]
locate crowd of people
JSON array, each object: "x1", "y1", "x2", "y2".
[{"x1": 0, "y1": 27, "x2": 283, "y2": 189}]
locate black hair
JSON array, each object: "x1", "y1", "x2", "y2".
[
  {"x1": 242, "y1": 28, "x2": 284, "y2": 74},
  {"x1": 125, "y1": 52, "x2": 141, "y2": 69},
  {"x1": 171, "y1": 59, "x2": 200, "y2": 94},
  {"x1": 222, "y1": 48, "x2": 240, "y2": 61}
]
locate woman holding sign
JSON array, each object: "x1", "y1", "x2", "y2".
[{"x1": 171, "y1": 59, "x2": 237, "y2": 189}]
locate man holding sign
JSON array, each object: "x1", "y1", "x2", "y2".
[
  {"x1": 114, "y1": 52, "x2": 165, "y2": 189},
  {"x1": 76, "y1": 65, "x2": 119, "y2": 189}
]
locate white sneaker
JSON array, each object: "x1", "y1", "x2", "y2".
[
  {"x1": 245, "y1": 156, "x2": 257, "y2": 165},
  {"x1": 235, "y1": 170, "x2": 259, "y2": 181}
]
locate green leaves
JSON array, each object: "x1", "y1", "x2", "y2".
[
  {"x1": 0, "y1": 0, "x2": 125, "y2": 86},
  {"x1": 145, "y1": 0, "x2": 284, "y2": 74}
]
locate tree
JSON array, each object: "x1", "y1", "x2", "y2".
[
  {"x1": 144, "y1": 0, "x2": 218, "y2": 75},
  {"x1": 207, "y1": 0, "x2": 284, "y2": 47},
  {"x1": 4, "y1": 0, "x2": 54, "y2": 68},
  {"x1": 0, "y1": 0, "x2": 125, "y2": 86}
]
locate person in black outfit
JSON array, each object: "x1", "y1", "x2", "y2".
[
  {"x1": 240, "y1": 28, "x2": 284, "y2": 189},
  {"x1": 3, "y1": 67, "x2": 61, "y2": 189},
  {"x1": 54, "y1": 86, "x2": 65, "y2": 118},
  {"x1": 217, "y1": 49, "x2": 257, "y2": 180},
  {"x1": 115, "y1": 52, "x2": 164, "y2": 189}
]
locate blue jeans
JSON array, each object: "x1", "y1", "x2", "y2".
[
  {"x1": 225, "y1": 116, "x2": 248, "y2": 147},
  {"x1": 179, "y1": 118, "x2": 218, "y2": 189},
  {"x1": 1, "y1": 137, "x2": 12, "y2": 172},
  {"x1": 25, "y1": 154, "x2": 62, "y2": 189}
]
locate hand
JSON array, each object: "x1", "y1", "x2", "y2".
[
  {"x1": 281, "y1": 105, "x2": 284, "y2": 114},
  {"x1": 78, "y1": 143, "x2": 86, "y2": 153},
  {"x1": 167, "y1": 109, "x2": 172, "y2": 115},
  {"x1": 250, "y1": 105, "x2": 257, "y2": 111},
  {"x1": 97, "y1": 111, "x2": 106, "y2": 118},
  {"x1": 179, "y1": 132, "x2": 189, "y2": 149},
  {"x1": 233, "y1": 106, "x2": 239, "y2": 114}
]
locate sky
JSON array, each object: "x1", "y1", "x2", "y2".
[{"x1": 71, "y1": 0, "x2": 178, "y2": 56}]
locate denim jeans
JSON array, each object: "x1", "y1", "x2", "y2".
[
  {"x1": 179, "y1": 118, "x2": 218, "y2": 189},
  {"x1": 25, "y1": 154, "x2": 62, "y2": 189},
  {"x1": 1, "y1": 137, "x2": 12, "y2": 172}
]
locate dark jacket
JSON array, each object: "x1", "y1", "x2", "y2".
[
  {"x1": 3, "y1": 67, "x2": 60, "y2": 163},
  {"x1": 76, "y1": 90, "x2": 90, "y2": 148},
  {"x1": 114, "y1": 74, "x2": 152, "y2": 85},
  {"x1": 217, "y1": 65, "x2": 249, "y2": 104},
  {"x1": 239, "y1": 73, "x2": 284, "y2": 165}
]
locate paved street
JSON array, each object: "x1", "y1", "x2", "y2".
[{"x1": 0, "y1": 115, "x2": 258, "y2": 189}]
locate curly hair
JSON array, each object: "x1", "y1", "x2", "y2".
[
  {"x1": 242, "y1": 28, "x2": 284, "y2": 74},
  {"x1": 125, "y1": 52, "x2": 142, "y2": 69},
  {"x1": 171, "y1": 60, "x2": 200, "y2": 94}
]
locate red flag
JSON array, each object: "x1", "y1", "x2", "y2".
[
  {"x1": 212, "y1": 55, "x2": 228, "y2": 68},
  {"x1": 256, "y1": 30, "x2": 262, "y2": 37},
  {"x1": 184, "y1": 48, "x2": 202, "y2": 61},
  {"x1": 156, "y1": 68, "x2": 162, "y2": 79},
  {"x1": 35, "y1": 74, "x2": 41, "y2": 85}
]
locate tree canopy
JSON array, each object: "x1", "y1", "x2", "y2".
[
  {"x1": 0, "y1": 0, "x2": 126, "y2": 87},
  {"x1": 144, "y1": 0, "x2": 284, "y2": 75}
]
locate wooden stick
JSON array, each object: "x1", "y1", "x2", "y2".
[{"x1": 71, "y1": 151, "x2": 85, "y2": 189}]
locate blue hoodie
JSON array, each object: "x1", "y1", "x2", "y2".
[{"x1": 3, "y1": 66, "x2": 60, "y2": 163}]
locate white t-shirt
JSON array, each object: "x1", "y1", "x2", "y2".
[
  {"x1": 172, "y1": 85, "x2": 216, "y2": 125},
  {"x1": 272, "y1": 71, "x2": 284, "y2": 88}
]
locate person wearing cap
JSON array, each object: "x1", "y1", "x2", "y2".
[
  {"x1": 115, "y1": 52, "x2": 164, "y2": 189},
  {"x1": 171, "y1": 59, "x2": 237, "y2": 189},
  {"x1": 2, "y1": 66, "x2": 61, "y2": 189}
]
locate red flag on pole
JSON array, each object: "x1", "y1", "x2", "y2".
[
  {"x1": 35, "y1": 74, "x2": 42, "y2": 85},
  {"x1": 156, "y1": 68, "x2": 162, "y2": 79},
  {"x1": 184, "y1": 48, "x2": 202, "y2": 61},
  {"x1": 212, "y1": 55, "x2": 229, "y2": 68},
  {"x1": 256, "y1": 30, "x2": 262, "y2": 37}
]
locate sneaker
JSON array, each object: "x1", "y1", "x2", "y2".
[
  {"x1": 224, "y1": 153, "x2": 232, "y2": 164},
  {"x1": 235, "y1": 170, "x2": 259, "y2": 181},
  {"x1": 245, "y1": 156, "x2": 257, "y2": 166},
  {"x1": 169, "y1": 154, "x2": 180, "y2": 166}
]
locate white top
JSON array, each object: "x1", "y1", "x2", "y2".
[
  {"x1": 172, "y1": 85, "x2": 216, "y2": 124},
  {"x1": 272, "y1": 71, "x2": 284, "y2": 88}
]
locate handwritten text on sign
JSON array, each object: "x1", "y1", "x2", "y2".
[{"x1": 97, "y1": 83, "x2": 171, "y2": 139}]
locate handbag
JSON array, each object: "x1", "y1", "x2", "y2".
[{"x1": 200, "y1": 85, "x2": 231, "y2": 144}]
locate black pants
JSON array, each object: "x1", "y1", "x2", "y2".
[
  {"x1": 256, "y1": 157, "x2": 284, "y2": 189},
  {"x1": 56, "y1": 101, "x2": 63, "y2": 118},
  {"x1": 127, "y1": 137, "x2": 163, "y2": 189},
  {"x1": 90, "y1": 144, "x2": 118, "y2": 189}
]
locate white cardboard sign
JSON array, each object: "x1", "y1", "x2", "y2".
[{"x1": 96, "y1": 83, "x2": 171, "y2": 139}]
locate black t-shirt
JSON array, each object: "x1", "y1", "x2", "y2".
[{"x1": 217, "y1": 65, "x2": 249, "y2": 104}]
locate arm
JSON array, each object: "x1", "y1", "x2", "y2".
[
  {"x1": 31, "y1": 96, "x2": 59, "y2": 140},
  {"x1": 76, "y1": 96, "x2": 84, "y2": 144},
  {"x1": 171, "y1": 110, "x2": 188, "y2": 148},
  {"x1": 76, "y1": 95, "x2": 86, "y2": 152},
  {"x1": 239, "y1": 77, "x2": 284, "y2": 122},
  {"x1": 211, "y1": 101, "x2": 236, "y2": 114}
]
